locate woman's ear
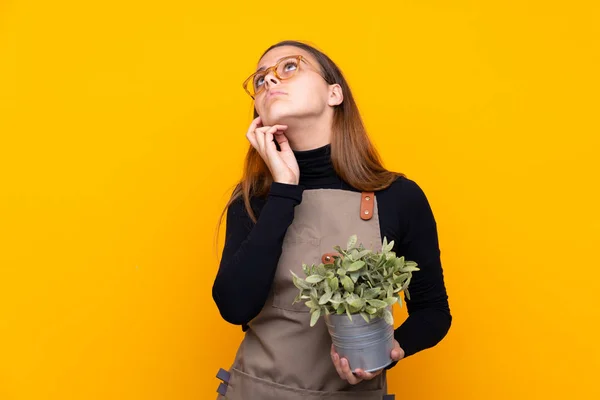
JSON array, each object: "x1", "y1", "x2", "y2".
[{"x1": 327, "y1": 84, "x2": 344, "y2": 106}]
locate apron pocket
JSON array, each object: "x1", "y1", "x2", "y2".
[{"x1": 225, "y1": 367, "x2": 385, "y2": 400}]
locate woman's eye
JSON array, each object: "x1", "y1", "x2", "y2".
[
  {"x1": 283, "y1": 62, "x2": 298, "y2": 71},
  {"x1": 255, "y1": 76, "x2": 265, "y2": 87}
]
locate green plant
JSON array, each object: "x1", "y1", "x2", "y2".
[{"x1": 291, "y1": 235, "x2": 420, "y2": 327}]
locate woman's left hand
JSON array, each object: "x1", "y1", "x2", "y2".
[{"x1": 330, "y1": 340, "x2": 405, "y2": 384}]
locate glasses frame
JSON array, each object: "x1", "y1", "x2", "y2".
[{"x1": 242, "y1": 55, "x2": 319, "y2": 99}]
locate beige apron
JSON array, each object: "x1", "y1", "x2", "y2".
[{"x1": 216, "y1": 189, "x2": 395, "y2": 400}]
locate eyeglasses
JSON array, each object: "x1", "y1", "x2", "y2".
[{"x1": 242, "y1": 55, "x2": 321, "y2": 99}]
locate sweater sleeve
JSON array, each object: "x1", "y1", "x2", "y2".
[
  {"x1": 386, "y1": 179, "x2": 452, "y2": 368},
  {"x1": 212, "y1": 182, "x2": 305, "y2": 326}
]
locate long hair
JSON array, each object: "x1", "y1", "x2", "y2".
[{"x1": 215, "y1": 40, "x2": 404, "y2": 248}]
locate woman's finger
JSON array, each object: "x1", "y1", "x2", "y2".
[
  {"x1": 264, "y1": 126, "x2": 287, "y2": 162},
  {"x1": 273, "y1": 129, "x2": 291, "y2": 153},
  {"x1": 254, "y1": 128, "x2": 265, "y2": 156},
  {"x1": 340, "y1": 358, "x2": 361, "y2": 385},
  {"x1": 354, "y1": 368, "x2": 381, "y2": 381},
  {"x1": 330, "y1": 344, "x2": 345, "y2": 380},
  {"x1": 247, "y1": 116, "x2": 262, "y2": 132},
  {"x1": 254, "y1": 126, "x2": 275, "y2": 156},
  {"x1": 391, "y1": 340, "x2": 405, "y2": 361},
  {"x1": 255, "y1": 124, "x2": 287, "y2": 135},
  {"x1": 245, "y1": 117, "x2": 261, "y2": 149},
  {"x1": 264, "y1": 129, "x2": 277, "y2": 161}
]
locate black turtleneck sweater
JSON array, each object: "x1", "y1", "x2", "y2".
[{"x1": 212, "y1": 144, "x2": 451, "y2": 365}]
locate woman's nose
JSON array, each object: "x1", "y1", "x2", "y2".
[{"x1": 264, "y1": 71, "x2": 280, "y2": 88}]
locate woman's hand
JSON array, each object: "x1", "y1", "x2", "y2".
[
  {"x1": 246, "y1": 116, "x2": 299, "y2": 185},
  {"x1": 330, "y1": 340, "x2": 405, "y2": 384}
]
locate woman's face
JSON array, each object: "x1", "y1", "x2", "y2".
[{"x1": 253, "y1": 46, "x2": 337, "y2": 125}]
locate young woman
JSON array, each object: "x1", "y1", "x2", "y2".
[{"x1": 212, "y1": 40, "x2": 452, "y2": 400}]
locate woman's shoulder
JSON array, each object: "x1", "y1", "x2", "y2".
[
  {"x1": 377, "y1": 175, "x2": 433, "y2": 210},
  {"x1": 382, "y1": 175, "x2": 425, "y2": 195}
]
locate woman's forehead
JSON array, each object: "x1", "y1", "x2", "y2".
[{"x1": 257, "y1": 46, "x2": 316, "y2": 69}]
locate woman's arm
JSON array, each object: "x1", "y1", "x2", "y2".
[
  {"x1": 212, "y1": 182, "x2": 304, "y2": 325},
  {"x1": 387, "y1": 179, "x2": 452, "y2": 366}
]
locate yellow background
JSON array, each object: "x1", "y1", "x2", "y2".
[{"x1": 1, "y1": 1, "x2": 599, "y2": 399}]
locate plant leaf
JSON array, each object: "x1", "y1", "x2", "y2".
[
  {"x1": 383, "y1": 308, "x2": 394, "y2": 325},
  {"x1": 382, "y1": 237, "x2": 394, "y2": 253},
  {"x1": 324, "y1": 279, "x2": 332, "y2": 294},
  {"x1": 310, "y1": 308, "x2": 321, "y2": 327},
  {"x1": 367, "y1": 299, "x2": 388, "y2": 308},
  {"x1": 344, "y1": 303, "x2": 353, "y2": 321},
  {"x1": 401, "y1": 266, "x2": 420, "y2": 273},
  {"x1": 302, "y1": 263, "x2": 310, "y2": 275},
  {"x1": 387, "y1": 284, "x2": 394, "y2": 299},
  {"x1": 329, "y1": 277, "x2": 339, "y2": 291},
  {"x1": 384, "y1": 297, "x2": 398, "y2": 306},
  {"x1": 319, "y1": 291, "x2": 333, "y2": 305},
  {"x1": 291, "y1": 271, "x2": 311, "y2": 290},
  {"x1": 360, "y1": 312, "x2": 370, "y2": 323},
  {"x1": 356, "y1": 249, "x2": 371, "y2": 259},
  {"x1": 394, "y1": 273, "x2": 410, "y2": 284},
  {"x1": 341, "y1": 275, "x2": 354, "y2": 292},
  {"x1": 305, "y1": 275, "x2": 325, "y2": 283},
  {"x1": 347, "y1": 261, "x2": 366, "y2": 272},
  {"x1": 347, "y1": 297, "x2": 365, "y2": 309},
  {"x1": 316, "y1": 264, "x2": 327, "y2": 276},
  {"x1": 363, "y1": 288, "x2": 381, "y2": 299}
]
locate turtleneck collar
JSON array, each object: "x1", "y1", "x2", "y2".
[{"x1": 292, "y1": 143, "x2": 341, "y2": 187}]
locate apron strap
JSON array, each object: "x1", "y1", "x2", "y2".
[
  {"x1": 216, "y1": 368, "x2": 231, "y2": 383},
  {"x1": 360, "y1": 192, "x2": 375, "y2": 220},
  {"x1": 216, "y1": 368, "x2": 230, "y2": 396}
]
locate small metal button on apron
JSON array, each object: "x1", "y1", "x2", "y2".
[
  {"x1": 364, "y1": 210, "x2": 370, "y2": 215},
  {"x1": 366, "y1": 196, "x2": 370, "y2": 201}
]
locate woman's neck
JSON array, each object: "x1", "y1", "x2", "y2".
[{"x1": 292, "y1": 143, "x2": 341, "y2": 187}]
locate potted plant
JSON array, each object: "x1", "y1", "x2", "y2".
[{"x1": 291, "y1": 234, "x2": 419, "y2": 372}]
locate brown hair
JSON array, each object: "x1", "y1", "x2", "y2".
[{"x1": 215, "y1": 40, "x2": 404, "y2": 246}]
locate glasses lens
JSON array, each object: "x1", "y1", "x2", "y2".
[
  {"x1": 251, "y1": 72, "x2": 267, "y2": 95},
  {"x1": 276, "y1": 57, "x2": 300, "y2": 79}
]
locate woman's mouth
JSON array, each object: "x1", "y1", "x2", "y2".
[{"x1": 268, "y1": 91, "x2": 287, "y2": 98}]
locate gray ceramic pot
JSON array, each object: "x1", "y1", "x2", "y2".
[{"x1": 324, "y1": 311, "x2": 394, "y2": 373}]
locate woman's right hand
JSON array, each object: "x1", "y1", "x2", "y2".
[{"x1": 246, "y1": 116, "x2": 300, "y2": 185}]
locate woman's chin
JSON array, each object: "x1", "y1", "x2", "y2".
[{"x1": 262, "y1": 109, "x2": 294, "y2": 126}]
